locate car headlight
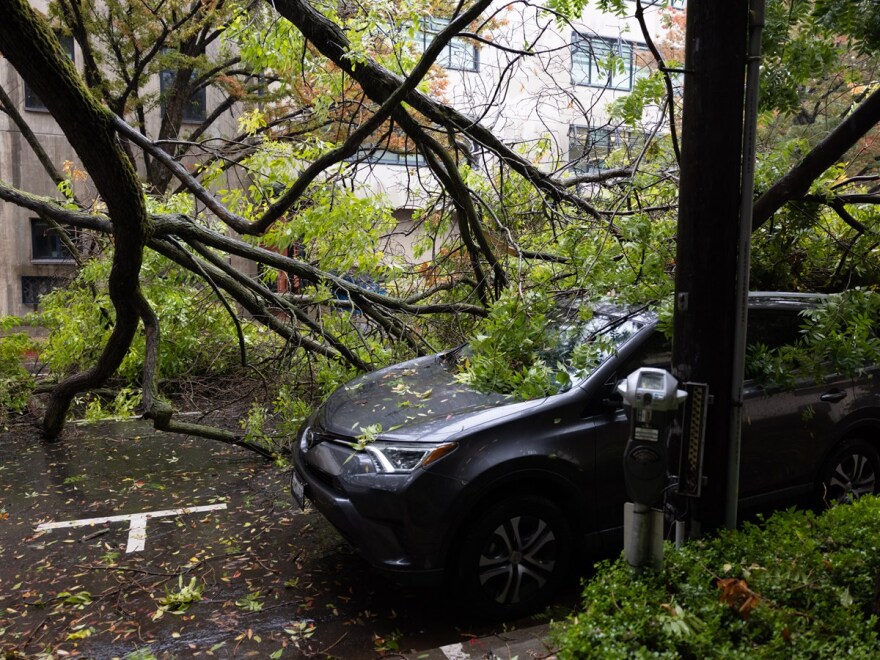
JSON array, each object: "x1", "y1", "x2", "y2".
[{"x1": 364, "y1": 442, "x2": 456, "y2": 473}]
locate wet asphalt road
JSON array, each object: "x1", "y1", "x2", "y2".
[{"x1": 0, "y1": 419, "x2": 568, "y2": 658}]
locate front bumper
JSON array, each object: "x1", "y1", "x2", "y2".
[{"x1": 292, "y1": 432, "x2": 454, "y2": 587}]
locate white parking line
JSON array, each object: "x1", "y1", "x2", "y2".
[
  {"x1": 439, "y1": 642, "x2": 470, "y2": 659},
  {"x1": 35, "y1": 504, "x2": 227, "y2": 553}
]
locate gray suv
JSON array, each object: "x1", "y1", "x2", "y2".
[{"x1": 291, "y1": 292, "x2": 880, "y2": 618}]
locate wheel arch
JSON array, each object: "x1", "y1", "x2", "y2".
[
  {"x1": 818, "y1": 409, "x2": 880, "y2": 473},
  {"x1": 439, "y1": 459, "x2": 590, "y2": 577},
  {"x1": 815, "y1": 418, "x2": 880, "y2": 506}
]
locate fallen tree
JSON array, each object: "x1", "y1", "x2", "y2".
[{"x1": 0, "y1": 0, "x2": 878, "y2": 450}]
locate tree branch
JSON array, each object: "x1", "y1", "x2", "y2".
[
  {"x1": 0, "y1": 85, "x2": 65, "y2": 187},
  {"x1": 753, "y1": 86, "x2": 880, "y2": 230},
  {"x1": 827, "y1": 198, "x2": 868, "y2": 234},
  {"x1": 563, "y1": 167, "x2": 635, "y2": 187},
  {"x1": 0, "y1": 179, "x2": 489, "y2": 321},
  {"x1": 634, "y1": 0, "x2": 681, "y2": 164},
  {"x1": 271, "y1": 0, "x2": 603, "y2": 222}
]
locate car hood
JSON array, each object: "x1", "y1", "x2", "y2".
[{"x1": 312, "y1": 351, "x2": 534, "y2": 442}]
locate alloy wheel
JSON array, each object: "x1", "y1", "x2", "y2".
[
  {"x1": 477, "y1": 514, "x2": 558, "y2": 605},
  {"x1": 827, "y1": 452, "x2": 877, "y2": 503}
]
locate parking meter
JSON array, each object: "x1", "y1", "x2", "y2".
[
  {"x1": 617, "y1": 367, "x2": 687, "y2": 571},
  {"x1": 617, "y1": 368, "x2": 687, "y2": 507}
]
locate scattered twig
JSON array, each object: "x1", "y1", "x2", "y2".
[
  {"x1": 76, "y1": 564, "x2": 178, "y2": 577},
  {"x1": 318, "y1": 632, "x2": 348, "y2": 654},
  {"x1": 21, "y1": 615, "x2": 50, "y2": 649},
  {"x1": 253, "y1": 556, "x2": 281, "y2": 574},
  {"x1": 246, "y1": 600, "x2": 298, "y2": 614},
  {"x1": 80, "y1": 527, "x2": 111, "y2": 541}
]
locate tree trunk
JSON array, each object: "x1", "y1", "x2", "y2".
[{"x1": 0, "y1": 0, "x2": 150, "y2": 439}]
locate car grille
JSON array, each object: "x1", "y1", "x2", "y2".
[{"x1": 304, "y1": 427, "x2": 341, "y2": 451}]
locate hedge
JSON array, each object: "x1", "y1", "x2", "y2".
[{"x1": 555, "y1": 497, "x2": 880, "y2": 658}]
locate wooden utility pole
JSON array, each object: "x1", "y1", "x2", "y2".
[{"x1": 673, "y1": 0, "x2": 749, "y2": 534}]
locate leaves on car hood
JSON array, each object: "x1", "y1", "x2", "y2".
[{"x1": 314, "y1": 353, "x2": 510, "y2": 441}]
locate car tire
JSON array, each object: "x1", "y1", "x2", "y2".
[
  {"x1": 456, "y1": 495, "x2": 572, "y2": 620},
  {"x1": 818, "y1": 439, "x2": 880, "y2": 506}
]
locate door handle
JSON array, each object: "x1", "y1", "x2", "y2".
[{"x1": 820, "y1": 389, "x2": 847, "y2": 403}]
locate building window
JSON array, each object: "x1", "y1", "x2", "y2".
[
  {"x1": 572, "y1": 34, "x2": 645, "y2": 91},
  {"x1": 415, "y1": 18, "x2": 479, "y2": 72},
  {"x1": 569, "y1": 125, "x2": 643, "y2": 173},
  {"x1": 160, "y1": 69, "x2": 207, "y2": 124},
  {"x1": 25, "y1": 35, "x2": 75, "y2": 111},
  {"x1": 31, "y1": 218, "x2": 75, "y2": 262},
  {"x1": 352, "y1": 148, "x2": 426, "y2": 167},
  {"x1": 21, "y1": 276, "x2": 65, "y2": 305},
  {"x1": 634, "y1": 0, "x2": 686, "y2": 7}
]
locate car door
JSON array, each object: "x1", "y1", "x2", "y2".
[
  {"x1": 591, "y1": 329, "x2": 673, "y2": 533},
  {"x1": 739, "y1": 308, "x2": 854, "y2": 505},
  {"x1": 741, "y1": 376, "x2": 853, "y2": 503}
]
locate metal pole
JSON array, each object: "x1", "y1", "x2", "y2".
[{"x1": 726, "y1": 0, "x2": 765, "y2": 530}]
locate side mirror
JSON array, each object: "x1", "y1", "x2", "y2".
[{"x1": 601, "y1": 387, "x2": 623, "y2": 409}]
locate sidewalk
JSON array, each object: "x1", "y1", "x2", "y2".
[{"x1": 405, "y1": 623, "x2": 556, "y2": 660}]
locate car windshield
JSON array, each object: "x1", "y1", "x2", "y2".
[
  {"x1": 540, "y1": 305, "x2": 651, "y2": 390},
  {"x1": 450, "y1": 302, "x2": 653, "y2": 395}
]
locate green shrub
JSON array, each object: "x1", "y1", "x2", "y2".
[
  {"x1": 555, "y1": 499, "x2": 880, "y2": 658},
  {"x1": 0, "y1": 317, "x2": 36, "y2": 429},
  {"x1": 83, "y1": 386, "x2": 142, "y2": 420}
]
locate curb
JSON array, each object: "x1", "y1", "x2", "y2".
[{"x1": 405, "y1": 623, "x2": 556, "y2": 659}]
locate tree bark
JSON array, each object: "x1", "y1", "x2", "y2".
[
  {"x1": 753, "y1": 87, "x2": 880, "y2": 230},
  {"x1": 0, "y1": 0, "x2": 150, "y2": 439}
]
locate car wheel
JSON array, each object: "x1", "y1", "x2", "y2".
[
  {"x1": 456, "y1": 495, "x2": 572, "y2": 619},
  {"x1": 819, "y1": 439, "x2": 880, "y2": 506}
]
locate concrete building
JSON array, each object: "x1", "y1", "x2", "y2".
[
  {"x1": 0, "y1": 27, "x2": 80, "y2": 318},
  {"x1": 0, "y1": 0, "x2": 239, "y2": 318},
  {"x1": 355, "y1": 0, "x2": 684, "y2": 261},
  {"x1": 0, "y1": 0, "x2": 683, "y2": 317}
]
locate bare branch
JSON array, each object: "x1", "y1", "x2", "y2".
[
  {"x1": 633, "y1": 0, "x2": 681, "y2": 164},
  {"x1": 0, "y1": 85, "x2": 65, "y2": 187},
  {"x1": 563, "y1": 167, "x2": 635, "y2": 188},
  {"x1": 0, "y1": 180, "x2": 111, "y2": 233},
  {"x1": 272, "y1": 0, "x2": 603, "y2": 221},
  {"x1": 831, "y1": 175, "x2": 880, "y2": 190}
]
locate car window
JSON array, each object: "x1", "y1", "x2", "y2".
[
  {"x1": 618, "y1": 330, "x2": 672, "y2": 374},
  {"x1": 541, "y1": 308, "x2": 652, "y2": 392},
  {"x1": 746, "y1": 308, "x2": 803, "y2": 351},
  {"x1": 744, "y1": 307, "x2": 811, "y2": 383},
  {"x1": 587, "y1": 330, "x2": 671, "y2": 414},
  {"x1": 543, "y1": 311, "x2": 648, "y2": 367}
]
